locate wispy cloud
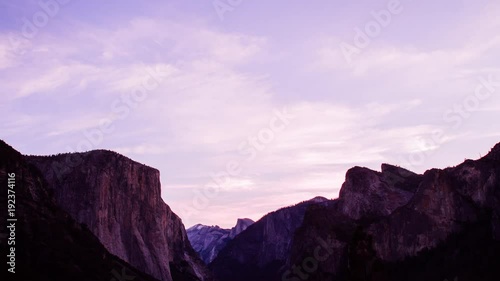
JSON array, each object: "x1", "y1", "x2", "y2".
[{"x1": 2, "y1": 0, "x2": 500, "y2": 228}]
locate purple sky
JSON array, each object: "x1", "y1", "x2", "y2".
[{"x1": 1, "y1": 0, "x2": 500, "y2": 228}]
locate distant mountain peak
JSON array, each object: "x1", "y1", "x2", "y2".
[
  {"x1": 188, "y1": 224, "x2": 207, "y2": 231},
  {"x1": 229, "y1": 218, "x2": 254, "y2": 239},
  {"x1": 188, "y1": 218, "x2": 255, "y2": 264}
]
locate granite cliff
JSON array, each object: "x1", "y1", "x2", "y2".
[
  {"x1": 287, "y1": 143, "x2": 500, "y2": 281},
  {"x1": 209, "y1": 143, "x2": 500, "y2": 281},
  {"x1": 27, "y1": 150, "x2": 212, "y2": 281},
  {"x1": 4, "y1": 137, "x2": 500, "y2": 281},
  {"x1": 0, "y1": 140, "x2": 160, "y2": 281}
]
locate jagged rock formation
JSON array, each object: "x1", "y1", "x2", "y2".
[
  {"x1": 286, "y1": 143, "x2": 500, "y2": 281},
  {"x1": 0, "y1": 140, "x2": 159, "y2": 281},
  {"x1": 27, "y1": 150, "x2": 212, "y2": 281},
  {"x1": 338, "y1": 164, "x2": 422, "y2": 220},
  {"x1": 187, "y1": 225, "x2": 231, "y2": 265},
  {"x1": 187, "y1": 218, "x2": 254, "y2": 264},
  {"x1": 209, "y1": 143, "x2": 500, "y2": 281},
  {"x1": 4, "y1": 136, "x2": 500, "y2": 281},
  {"x1": 209, "y1": 197, "x2": 329, "y2": 281}
]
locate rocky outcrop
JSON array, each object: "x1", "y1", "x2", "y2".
[
  {"x1": 278, "y1": 165, "x2": 425, "y2": 280},
  {"x1": 365, "y1": 168, "x2": 478, "y2": 261},
  {"x1": 188, "y1": 225, "x2": 231, "y2": 265},
  {"x1": 286, "y1": 142, "x2": 500, "y2": 281},
  {"x1": 0, "y1": 140, "x2": 160, "y2": 281},
  {"x1": 27, "y1": 150, "x2": 211, "y2": 281},
  {"x1": 338, "y1": 165, "x2": 422, "y2": 220},
  {"x1": 209, "y1": 197, "x2": 329, "y2": 281},
  {"x1": 229, "y1": 218, "x2": 254, "y2": 239},
  {"x1": 187, "y1": 218, "x2": 254, "y2": 264}
]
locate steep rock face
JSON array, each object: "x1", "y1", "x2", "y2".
[
  {"x1": 187, "y1": 225, "x2": 230, "y2": 264},
  {"x1": 187, "y1": 218, "x2": 254, "y2": 264},
  {"x1": 338, "y1": 165, "x2": 422, "y2": 220},
  {"x1": 27, "y1": 151, "x2": 211, "y2": 281},
  {"x1": 367, "y1": 168, "x2": 478, "y2": 261},
  {"x1": 229, "y1": 218, "x2": 254, "y2": 239},
  {"x1": 281, "y1": 164, "x2": 423, "y2": 280},
  {"x1": 0, "y1": 140, "x2": 159, "y2": 281},
  {"x1": 286, "y1": 142, "x2": 500, "y2": 281},
  {"x1": 209, "y1": 197, "x2": 329, "y2": 281},
  {"x1": 365, "y1": 148, "x2": 500, "y2": 262}
]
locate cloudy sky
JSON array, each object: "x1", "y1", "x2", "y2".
[{"x1": 1, "y1": 0, "x2": 500, "y2": 228}]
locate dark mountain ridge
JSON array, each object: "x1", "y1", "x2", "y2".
[
  {"x1": 209, "y1": 196, "x2": 329, "y2": 281},
  {"x1": 3, "y1": 138, "x2": 500, "y2": 281},
  {"x1": 210, "y1": 142, "x2": 500, "y2": 281},
  {"x1": 287, "y1": 142, "x2": 500, "y2": 281},
  {"x1": 187, "y1": 218, "x2": 254, "y2": 264}
]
